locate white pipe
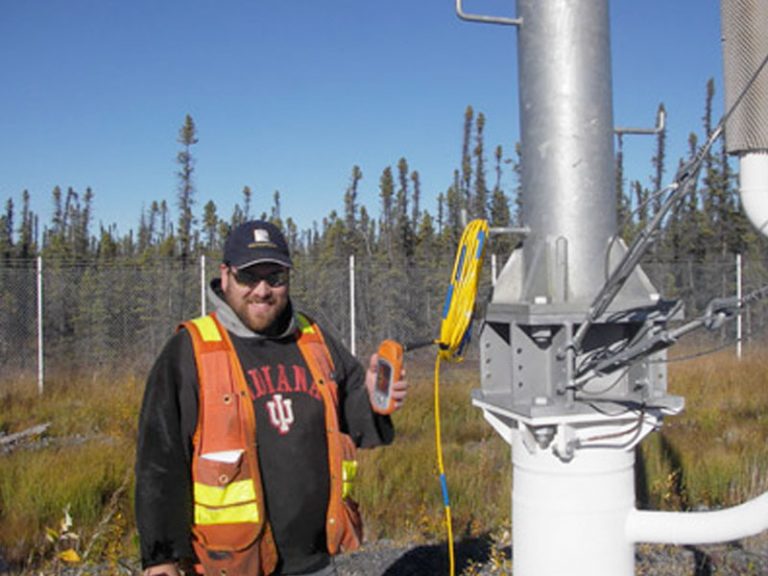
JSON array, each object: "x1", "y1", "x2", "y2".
[
  {"x1": 627, "y1": 492, "x2": 768, "y2": 545},
  {"x1": 739, "y1": 152, "x2": 768, "y2": 236},
  {"x1": 201, "y1": 254, "x2": 207, "y2": 316}
]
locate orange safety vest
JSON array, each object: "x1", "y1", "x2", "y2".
[{"x1": 182, "y1": 312, "x2": 362, "y2": 576}]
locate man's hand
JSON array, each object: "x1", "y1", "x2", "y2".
[
  {"x1": 365, "y1": 353, "x2": 408, "y2": 412},
  {"x1": 143, "y1": 563, "x2": 181, "y2": 576}
]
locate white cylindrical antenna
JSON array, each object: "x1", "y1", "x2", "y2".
[
  {"x1": 738, "y1": 152, "x2": 768, "y2": 235},
  {"x1": 722, "y1": 0, "x2": 768, "y2": 237}
]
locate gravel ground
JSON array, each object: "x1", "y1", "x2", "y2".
[
  {"x1": 4, "y1": 534, "x2": 768, "y2": 574},
  {"x1": 333, "y1": 533, "x2": 768, "y2": 575}
]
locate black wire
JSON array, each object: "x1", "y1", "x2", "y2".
[
  {"x1": 571, "y1": 365, "x2": 630, "y2": 394},
  {"x1": 651, "y1": 340, "x2": 741, "y2": 364},
  {"x1": 583, "y1": 398, "x2": 635, "y2": 417},
  {"x1": 577, "y1": 281, "x2": 768, "y2": 381},
  {"x1": 572, "y1": 47, "x2": 768, "y2": 356}
]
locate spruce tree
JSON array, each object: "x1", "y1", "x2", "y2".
[
  {"x1": 242, "y1": 185, "x2": 252, "y2": 221},
  {"x1": 202, "y1": 200, "x2": 219, "y2": 252},
  {"x1": 1, "y1": 198, "x2": 14, "y2": 261},
  {"x1": 651, "y1": 104, "x2": 667, "y2": 221},
  {"x1": 344, "y1": 165, "x2": 362, "y2": 233},
  {"x1": 473, "y1": 112, "x2": 488, "y2": 219},
  {"x1": 410, "y1": 170, "x2": 421, "y2": 229},
  {"x1": 489, "y1": 145, "x2": 514, "y2": 258},
  {"x1": 395, "y1": 158, "x2": 413, "y2": 258},
  {"x1": 19, "y1": 190, "x2": 34, "y2": 258},
  {"x1": 271, "y1": 190, "x2": 283, "y2": 229},
  {"x1": 176, "y1": 114, "x2": 198, "y2": 263},
  {"x1": 231, "y1": 186, "x2": 253, "y2": 229},
  {"x1": 379, "y1": 166, "x2": 395, "y2": 259},
  {"x1": 615, "y1": 134, "x2": 633, "y2": 240},
  {"x1": 461, "y1": 106, "x2": 474, "y2": 211},
  {"x1": 343, "y1": 166, "x2": 363, "y2": 255}
]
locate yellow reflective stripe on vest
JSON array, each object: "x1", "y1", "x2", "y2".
[
  {"x1": 190, "y1": 316, "x2": 222, "y2": 342},
  {"x1": 194, "y1": 479, "x2": 256, "y2": 508},
  {"x1": 342, "y1": 460, "x2": 358, "y2": 499},
  {"x1": 296, "y1": 313, "x2": 316, "y2": 335},
  {"x1": 193, "y1": 480, "x2": 260, "y2": 525},
  {"x1": 194, "y1": 502, "x2": 260, "y2": 526}
]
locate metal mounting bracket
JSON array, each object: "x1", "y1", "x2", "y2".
[
  {"x1": 615, "y1": 107, "x2": 666, "y2": 136},
  {"x1": 455, "y1": 0, "x2": 522, "y2": 26}
]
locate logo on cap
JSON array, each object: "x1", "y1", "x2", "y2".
[{"x1": 253, "y1": 228, "x2": 270, "y2": 244}]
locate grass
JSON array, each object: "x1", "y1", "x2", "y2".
[
  {"x1": 638, "y1": 345, "x2": 768, "y2": 510},
  {"x1": 355, "y1": 359, "x2": 511, "y2": 543},
  {"x1": 0, "y1": 374, "x2": 142, "y2": 570},
  {"x1": 1, "y1": 346, "x2": 767, "y2": 570}
]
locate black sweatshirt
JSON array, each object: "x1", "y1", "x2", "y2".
[{"x1": 135, "y1": 281, "x2": 394, "y2": 575}]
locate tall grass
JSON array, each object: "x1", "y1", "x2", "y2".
[
  {"x1": 639, "y1": 347, "x2": 768, "y2": 510},
  {"x1": 355, "y1": 360, "x2": 511, "y2": 543},
  {"x1": 0, "y1": 375, "x2": 142, "y2": 568},
  {"x1": 2, "y1": 346, "x2": 767, "y2": 568}
]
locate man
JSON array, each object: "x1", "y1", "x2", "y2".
[{"x1": 135, "y1": 220, "x2": 407, "y2": 576}]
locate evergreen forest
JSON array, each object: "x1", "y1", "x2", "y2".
[{"x1": 2, "y1": 81, "x2": 768, "y2": 375}]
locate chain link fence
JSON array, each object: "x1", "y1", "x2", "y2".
[{"x1": 1, "y1": 254, "x2": 767, "y2": 391}]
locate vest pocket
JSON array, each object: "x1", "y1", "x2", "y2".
[
  {"x1": 197, "y1": 450, "x2": 245, "y2": 486},
  {"x1": 193, "y1": 450, "x2": 262, "y2": 549}
]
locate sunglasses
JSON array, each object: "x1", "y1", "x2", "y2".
[{"x1": 229, "y1": 266, "x2": 289, "y2": 288}]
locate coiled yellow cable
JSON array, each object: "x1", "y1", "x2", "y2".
[
  {"x1": 438, "y1": 219, "x2": 489, "y2": 362},
  {"x1": 434, "y1": 219, "x2": 489, "y2": 576}
]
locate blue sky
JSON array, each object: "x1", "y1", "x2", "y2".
[{"x1": 0, "y1": 0, "x2": 724, "y2": 238}]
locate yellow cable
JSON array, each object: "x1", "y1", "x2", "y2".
[
  {"x1": 434, "y1": 353, "x2": 455, "y2": 575},
  {"x1": 438, "y1": 219, "x2": 489, "y2": 361},
  {"x1": 433, "y1": 219, "x2": 489, "y2": 576}
]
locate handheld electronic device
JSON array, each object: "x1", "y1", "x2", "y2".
[{"x1": 372, "y1": 339, "x2": 404, "y2": 415}]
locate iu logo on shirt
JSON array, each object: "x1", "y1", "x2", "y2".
[{"x1": 266, "y1": 394, "x2": 295, "y2": 434}]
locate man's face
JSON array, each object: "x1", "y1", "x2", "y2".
[{"x1": 220, "y1": 262, "x2": 290, "y2": 333}]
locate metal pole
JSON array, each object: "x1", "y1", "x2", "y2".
[
  {"x1": 737, "y1": 253, "x2": 743, "y2": 358},
  {"x1": 491, "y1": 253, "x2": 497, "y2": 286},
  {"x1": 349, "y1": 254, "x2": 356, "y2": 357},
  {"x1": 201, "y1": 254, "x2": 207, "y2": 316},
  {"x1": 36, "y1": 255, "x2": 44, "y2": 395},
  {"x1": 517, "y1": 0, "x2": 616, "y2": 302}
]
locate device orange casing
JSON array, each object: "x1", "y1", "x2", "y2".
[{"x1": 372, "y1": 339, "x2": 404, "y2": 415}]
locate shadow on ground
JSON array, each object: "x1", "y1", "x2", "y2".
[{"x1": 337, "y1": 535, "x2": 510, "y2": 576}]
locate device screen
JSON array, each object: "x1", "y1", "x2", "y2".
[{"x1": 376, "y1": 361, "x2": 392, "y2": 393}]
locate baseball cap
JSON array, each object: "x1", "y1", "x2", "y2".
[{"x1": 223, "y1": 220, "x2": 293, "y2": 269}]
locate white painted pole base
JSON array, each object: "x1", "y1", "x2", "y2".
[{"x1": 512, "y1": 432, "x2": 635, "y2": 576}]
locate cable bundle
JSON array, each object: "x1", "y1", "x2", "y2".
[
  {"x1": 433, "y1": 218, "x2": 488, "y2": 575},
  {"x1": 438, "y1": 219, "x2": 489, "y2": 362}
]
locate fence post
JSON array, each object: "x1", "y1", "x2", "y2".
[
  {"x1": 737, "y1": 253, "x2": 743, "y2": 359},
  {"x1": 201, "y1": 254, "x2": 207, "y2": 316},
  {"x1": 349, "y1": 254, "x2": 356, "y2": 357},
  {"x1": 37, "y1": 255, "x2": 44, "y2": 395}
]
